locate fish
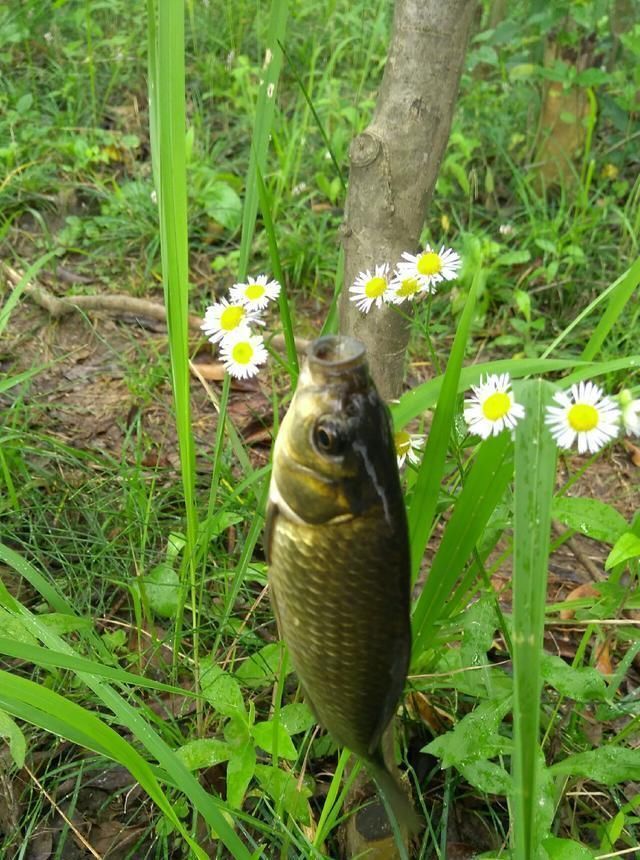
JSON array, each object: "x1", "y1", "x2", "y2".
[{"x1": 265, "y1": 334, "x2": 418, "y2": 833}]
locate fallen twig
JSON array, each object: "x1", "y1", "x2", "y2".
[{"x1": 2, "y1": 262, "x2": 310, "y2": 353}]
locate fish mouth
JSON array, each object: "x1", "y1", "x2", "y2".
[{"x1": 307, "y1": 336, "x2": 367, "y2": 378}]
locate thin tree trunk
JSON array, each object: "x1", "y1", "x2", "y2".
[{"x1": 339, "y1": 0, "x2": 475, "y2": 399}]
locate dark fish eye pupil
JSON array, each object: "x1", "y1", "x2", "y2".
[
  {"x1": 317, "y1": 427, "x2": 333, "y2": 450},
  {"x1": 314, "y1": 420, "x2": 346, "y2": 455}
]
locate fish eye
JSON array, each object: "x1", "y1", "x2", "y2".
[{"x1": 313, "y1": 417, "x2": 347, "y2": 457}]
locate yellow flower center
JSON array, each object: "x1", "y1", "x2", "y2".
[
  {"x1": 482, "y1": 392, "x2": 511, "y2": 422},
  {"x1": 417, "y1": 252, "x2": 442, "y2": 277},
  {"x1": 231, "y1": 341, "x2": 254, "y2": 365},
  {"x1": 219, "y1": 305, "x2": 244, "y2": 331},
  {"x1": 245, "y1": 283, "x2": 266, "y2": 301},
  {"x1": 364, "y1": 276, "x2": 387, "y2": 299},
  {"x1": 394, "y1": 430, "x2": 411, "y2": 457},
  {"x1": 396, "y1": 277, "x2": 420, "y2": 298},
  {"x1": 568, "y1": 403, "x2": 598, "y2": 432}
]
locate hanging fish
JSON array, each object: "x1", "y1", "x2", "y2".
[{"x1": 265, "y1": 335, "x2": 418, "y2": 832}]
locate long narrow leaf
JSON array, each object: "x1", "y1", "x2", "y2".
[
  {"x1": 541, "y1": 255, "x2": 640, "y2": 360},
  {"x1": 408, "y1": 273, "x2": 480, "y2": 579},
  {"x1": 0, "y1": 671, "x2": 209, "y2": 860},
  {"x1": 581, "y1": 255, "x2": 640, "y2": 360},
  {"x1": 512, "y1": 379, "x2": 557, "y2": 859},
  {"x1": 238, "y1": 0, "x2": 289, "y2": 280},
  {"x1": 411, "y1": 433, "x2": 513, "y2": 659},
  {"x1": 393, "y1": 354, "x2": 640, "y2": 430},
  {"x1": 0, "y1": 546, "x2": 254, "y2": 859}
]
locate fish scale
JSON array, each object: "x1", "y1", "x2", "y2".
[
  {"x1": 269, "y1": 509, "x2": 409, "y2": 756},
  {"x1": 265, "y1": 335, "x2": 418, "y2": 832}
]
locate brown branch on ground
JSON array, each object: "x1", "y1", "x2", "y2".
[
  {"x1": 2, "y1": 263, "x2": 309, "y2": 353},
  {"x1": 552, "y1": 521, "x2": 603, "y2": 582}
]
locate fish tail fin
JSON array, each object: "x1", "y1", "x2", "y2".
[{"x1": 368, "y1": 761, "x2": 422, "y2": 837}]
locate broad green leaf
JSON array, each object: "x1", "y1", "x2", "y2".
[
  {"x1": 0, "y1": 708, "x2": 26, "y2": 767},
  {"x1": 423, "y1": 696, "x2": 512, "y2": 768},
  {"x1": 251, "y1": 720, "x2": 298, "y2": 760},
  {"x1": 550, "y1": 747, "x2": 640, "y2": 786},
  {"x1": 0, "y1": 610, "x2": 37, "y2": 645},
  {"x1": 255, "y1": 764, "x2": 311, "y2": 823},
  {"x1": 460, "y1": 759, "x2": 512, "y2": 795},
  {"x1": 512, "y1": 380, "x2": 557, "y2": 860},
  {"x1": 203, "y1": 181, "x2": 242, "y2": 230},
  {"x1": 278, "y1": 702, "x2": 315, "y2": 736},
  {"x1": 201, "y1": 660, "x2": 247, "y2": 721},
  {"x1": 542, "y1": 837, "x2": 594, "y2": 859},
  {"x1": 420, "y1": 647, "x2": 512, "y2": 698},
  {"x1": 176, "y1": 738, "x2": 232, "y2": 771},
  {"x1": 37, "y1": 613, "x2": 94, "y2": 635},
  {"x1": 143, "y1": 564, "x2": 180, "y2": 618},
  {"x1": 541, "y1": 654, "x2": 609, "y2": 701},
  {"x1": 551, "y1": 497, "x2": 627, "y2": 544},
  {"x1": 495, "y1": 250, "x2": 531, "y2": 266},
  {"x1": 236, "y1": 642, "x2": 289, "y2": 687},
  {"x1": 606, "y1": 532, "x2": 640, "y2": 570},
  {"x1": 227, "y1": 743, "x2": 256, "y2": 809}
]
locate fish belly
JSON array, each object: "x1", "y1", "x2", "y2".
[{"x1": 269, "y1": 508, "x2": 410, "y2": 759}]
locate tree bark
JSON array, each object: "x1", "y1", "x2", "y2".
[{"x1": 339, "y1": 0, "x2": 475, "y2": 399}]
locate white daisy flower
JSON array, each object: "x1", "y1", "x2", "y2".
[
  {"x1": 464, "y1": 373, "x2": 525, "y2": 439},
  {"x1": 618, "y1": 390, "x2": 640, "y2": 437},
  {"x1": 349, "y1": 264, "x2": 392, "y2": 313},
  {"x1": 201, "y1": 298, "x2": 263, "y2": 344},
  {"x1": 394, "y1": 430, "x2": 424, "y2": 468},
  {"x1": 388, "y1": 272, "x2": 422, "y2": 304},
  {"x1": 219, "y1": 329, "x2": 268, "y2": 379},
  {"x1": 545, "y1": 381, "x2": 621, "y2": 454},
  {"x1": 229, "y1": 275, "x2": 281, "y2": 310},
  {"x1": 396, "y1": 244, "x2": 461, "y2": 293}
]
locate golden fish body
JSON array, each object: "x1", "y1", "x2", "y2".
[{"x1": 266, "y1": 335, "x2": 415, "y2": 827}]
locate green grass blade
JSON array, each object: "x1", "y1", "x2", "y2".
[
  {"x1": 512, "y1": 379, "x2": 557, "y2": 859},
  {"x1": 238, "y1": 0, "x2": 289, "y2": 280},
  {"x1": 255, "y1": 162, "x2": 299, "y2": 384},
  {"x1": 0, "y1": 671, "x2": 209, "y2": 860},
  {"x1": 321, "y1": 245, "x2": 344, "y2": 335},
  {"x1": 541, "y1": 255, "x2": 640, "y2": 360},
  {"x1": 149, "y1": 0, "x2": 200, "y2": 676},
  {"x1": 407, "y1": 272, "x2": 480, "y2": 580},
  {"x1": 411, "y1": 433, "x2": 514, "y2": 660},
  {"x1": 0, "y1": 249, "x2": 59, "y2": 337},
  {"x1": 0, "y1": 544, "x2": 254, "y2": 859},
  {"x1": 392, "y1": 354, "x2": 640, "y2": 430},
  {"x1": 563, "y1": 354, "x2": 640, "y2": 385},
  {"x1": 581, "y1": 256, "x2": 640, "y2": 359},
  {"x1": 0, "y1": 637, "x2": 195, "y2": 697},
  {"x1": 278, "y1": 39, "x2": 347, "y2": 193}
]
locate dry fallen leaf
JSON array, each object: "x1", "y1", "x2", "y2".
[
  {"x1": 594, "y1": 639, "x2": 614, "y2": 676},
  {"x1": 622, "y1": 438, "x2": 640, "y2": 467},
  {"x1": 190, "y1": 361, "x2": 226, "y2": 381},
  {"x1": 559, "y1": 583, "x2": 600, "y2": 620}
]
